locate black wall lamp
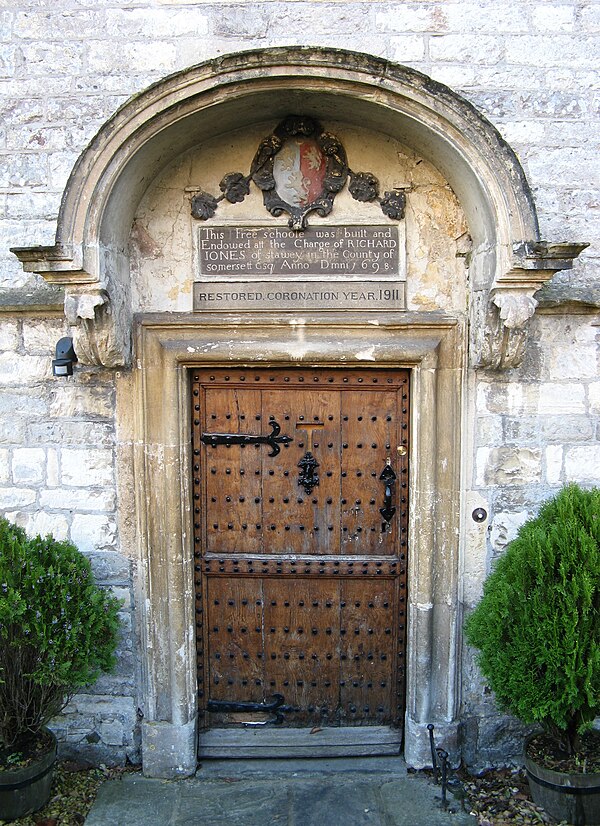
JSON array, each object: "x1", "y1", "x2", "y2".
[{"x1": 52, "y1": 337, "x2": 77, "y2": 377}]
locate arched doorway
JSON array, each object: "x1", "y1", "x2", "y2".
[{"x1": 12, "y1": 48, "x2": 584, "y2": 777}]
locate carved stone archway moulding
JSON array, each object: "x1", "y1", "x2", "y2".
[{"x1": 11, "y1": 47, "x2": 586, "y2": 370}]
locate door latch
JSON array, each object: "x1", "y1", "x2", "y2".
[{"x1": 379, "y1": 460, "x2": 397, "y2": 532}]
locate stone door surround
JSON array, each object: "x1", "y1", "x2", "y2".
[{"x1": 133, "y1": 312, "x2": 462, "y2": 777}]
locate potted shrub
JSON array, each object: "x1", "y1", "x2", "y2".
[
  {"x1": 0, "y1": 518, "x2": 121, "y2": 820},
  {"x1": 465, "y1": 484, "x2": 600, "y2": 826}
]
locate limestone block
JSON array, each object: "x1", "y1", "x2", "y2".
[
  {"x1": 100, "y1": 720, "x2": 125, "y2": 747},
  {"x1": 0, "y1": 352, "x2": 52, "y2": 385},
  {"x1": 48, "y1": 150, "x2": 81, "y2": 190},
  {"x1": 502, "y1": 417, "x2": 541, "y2": 443},
  {"x1": 70, "y1": 513, "x2": 117, "y2": 553},
  {"x1": 528, "y1": 148, "x2": 598, "y2": 187},
  {"x1": 476, "y1": 382, "x2": 537, "y2": 416},
  {"x1": 0, "y1": 449, "x2": 8, "y2": 483},
  {"x1": 12, "y1": 447, "x2": 45, "y2": 484},
  {"x1": 47, "y1": 449, "x2": 59, "y2": 487},
  {"x1": 0, "y1": 417, "x2": 26, "y2": 445},
  {"x1": 0, "y1": 320, "x2": 19, "y2": 351},
  {"x1": 26, "y1": 511, "x2": 69, "y2": 541},
  {"x1": 541, "y1": 416, "x2": 594, "y2": 443},
  {"x1": 475, "y1": 415, "x2": 503, "y2": 447},
  {"x1": 531, "y1": 5, "x2": 575, "y2": 32},
  {"x1": 30, "y1": 420, "x2": 115, "y2": 447},
  {"x1": 589, "y1": 382, "x2": 600, "y2": 414},
  {"x1": 443, "y1": 3, "x2": 528, "y2": 32},
  {"x1": 91, "y1": 673, "x2": 136, "y2": 697},
  {"x1": 22, "y1": 318, "x2": 69, "y2": 354},
  {"x1": 429, "y1": 34, "x2": 505, "y2": 64},
  {"x1": 110, "y1": 586, "x2": 132, "y2": 610},
  {"x1": 104, "y1": 7, "x2": 209, "y2": 38},
  {"x1": 538, "y1": 383, "x2": 586, "y2": 415},
  {"x1": 375, "y1": 7, "x2": 433, "y2": 33},
  {"x1": 429, "y1": 64, "x2": 477, "y2": 89},
  {"x1": 61, "y1": 448, "x2": 113, "y2": 487},
  {"x1": 480, "y1": 447, "x2": 542, "y2": 486},
  {"x1": 581, "y1": 5, "x2": 600, "y2": 31},
  {"x1": 64, "y1": 694, "x2": 135, "y2": 721},
  {"x1": 521, "y1": 89, "x2": 586, "y2": 119},
  {"x1": 13, "y1": 9, "x2": 104, "y2": 39},
  {"x1": 545, "y1": 446, "x2": 563, "y2": 485},
  {"x1": 18, "y1": 42, "x2": 84, "y2": 77},
  {"x1": 506, "y1": 35, "x2": 599, "y2": 69},
  {"x1": 387, "y1": 36, "x2": 426, "y2": 62},
  {"x1": 111, "y1": 649, "x2": 136, "y2": 679},
  {"x1": 49, "y1": 384, "x2": 114, "y2": 418},
  {"x1": 87, "y1": 551, "x2": 130, "y2": 584},
  {"x1": 0, "y1": 391, "x2": 48, "y2": 419},
  {"x1": 545, "y1": 342, "x2": 598, "y2": 381},
  {"x1": 0, "y1": 487, "x2": 36, "y2": 509},
  {"x1": 500, "y1": 120, "x2": 545, "y2": 145},
  {"x1": 0, "y1": 153, "x2": 47, "y2": 187},
  {"x1": 87, "y1": 40, "x2": 177, "y2": 74},
  {"x1": 40, "y1": 487, "x2": 116, "y2": 511},
  {"x1": 489, "y1": 511, "x2": 529, "y2": 553},
  {"x1": 565, "y1": 446, "x2": 600, "y2": 483}
]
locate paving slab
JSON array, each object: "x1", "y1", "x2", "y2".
[{"x1": 85, "y1": 758, "x2": 476, "y2": 826}]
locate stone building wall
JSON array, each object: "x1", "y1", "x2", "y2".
[{"x1": 0, "y1": 1, "x2": 598, "y2": 768}]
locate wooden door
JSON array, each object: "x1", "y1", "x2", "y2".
[{"x1": 191, "y1": 367, "x2": 409, "y2": 738}]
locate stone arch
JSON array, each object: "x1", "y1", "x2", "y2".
[
  {"x1": 11, "y1": 48, "x2": 587, "y2": 778},
  {"x1": 12, "y1": 47, "x2": 583, "y2": 369}
]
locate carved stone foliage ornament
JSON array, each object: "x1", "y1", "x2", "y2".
[
  {"x1": 470, "y1": 241, "x2": 590, "y2": 370},
  {"x1": 191, "y1": 116, "x2": 407, "y2": 231}
]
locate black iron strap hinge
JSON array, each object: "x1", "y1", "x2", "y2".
[
  {"x1": 206, "y1": 693, "x2": 299, "y2": 725},
  {"x1": 201, "y1": 418, "x2": 293, "y2": 457}
]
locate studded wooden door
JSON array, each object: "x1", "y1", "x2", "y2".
[{"x1": 192, "y1": 367, "x2": 409, "y2": 735}]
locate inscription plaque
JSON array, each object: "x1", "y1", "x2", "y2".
[
  {"x1": 197, "y1": 225, "x2": 403, "y2": 280},
  {"x1": 193, "y1": 281, "x2": 405, "y2": 311},
  {"x1": 193, "y1": 224, "x2": 406, "y2": 312}
]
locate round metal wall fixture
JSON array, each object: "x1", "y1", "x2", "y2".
[{"x1": 472, "y1": 508, "x2": 488, "y2": 523}]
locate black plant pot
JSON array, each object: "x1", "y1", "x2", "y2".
[
  {"x1": 0, "y1": 729, "x2": 57, "y2": 821},
  {"x1": 525, "y1": 736, "x2": 600, "y2": 826}
]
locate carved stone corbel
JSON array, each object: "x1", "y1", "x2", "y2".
[
  {"x1": 64, "y1": 286, "x2": 131, "y2": 368},
  {"x1": 10, "y1": 245, "x2": 131, "y2": 368},
  {"x1": 470, "y1": 241, "x2": 588, "y2": 370},
  {"x1": 470, "y1": 288, "x2": 539, "y2": 370}
]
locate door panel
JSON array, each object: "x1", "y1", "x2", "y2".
[{"x1": 192, "y1": 367, "x2": 409, "y2": 733}]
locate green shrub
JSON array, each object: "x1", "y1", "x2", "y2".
[
  {"x1": 0, "y1": 518, "x2": 121, "y2": 750},
  {"x1": 465, "y1": 484, "x2": 600, "y2": 755}
]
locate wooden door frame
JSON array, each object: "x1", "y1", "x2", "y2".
[{"x1": 129, "y1": 311, "x2": 464, "y2": 777}]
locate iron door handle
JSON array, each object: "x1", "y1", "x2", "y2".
[{"x1": 379, "y1": 462, "x2": 397, "y2": 531}]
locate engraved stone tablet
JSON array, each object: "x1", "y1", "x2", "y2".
[{"x1": 193, "y1": 224, "x2": 406, "y2": 311}]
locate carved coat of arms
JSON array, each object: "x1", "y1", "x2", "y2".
[{"x1": 191, "y1": 115, "x2": 407, "y2": 231}]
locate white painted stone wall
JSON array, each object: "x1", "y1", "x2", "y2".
[
  {"x1": 0, "y1": 1, "x2": 598, "y2": 768},
  {"x1": 0, "y1": 314, "x2": 137, "y2": 763}
]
